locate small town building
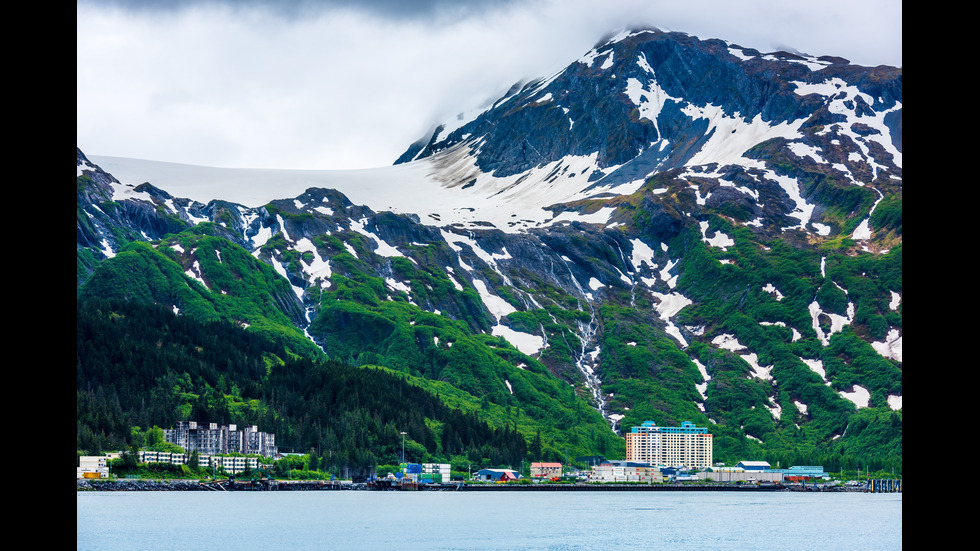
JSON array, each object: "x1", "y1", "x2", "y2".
[
  {"x1": 137, "y1": 450, "x2": 259, "y2": 474},
  {"x1": 588, "y1": 461, "x2": 661, "y2": 483},
  {"x1": 774, "y1": 465, "x2": 830, "y2": 481},
  {"x1": 77, "y1": 456, "x2": 109, "y2": 479},
  {"x1": 736, "y1": 460, "x2": 771, "y2": 471},
  {"x1": 697, "y1": 468, "x2": 783, "y2": 483},
  {"x1": 530, "y1": 462, "x2": 562, "y2": 478},
  {"x1": 474, "y1": 468, "x2": 520, "y2": 482}
]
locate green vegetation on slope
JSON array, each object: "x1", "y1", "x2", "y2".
[
  {"x1": 307, "y1": 253, "x2": 624, "y2": 462},
  {"x1": 659, "y1": 217, "x2": 902, "y2": 471},
  {"x1": 78, "y1": 228, "x2": 320, "y2": 359},
  {"x1": 77, "y1": 297, "x2": 544, "y2": 479}
]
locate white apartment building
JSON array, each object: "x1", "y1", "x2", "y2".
[
  {"x1": 137, "y1": 450, "x2": 260, "y2": 474},
  {"x1": 625, "y1": 422, "x2": 662, "y2": 465},
  {"x1": 77, "y1": 456, "x2": 109, "y2": 479},
  {"x1": 625, "y1": 421, "x2": 713, "y2": 470}
]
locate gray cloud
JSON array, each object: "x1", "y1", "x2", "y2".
[
  {"x1": 76, "y1": 0, "x2": 519, "y2": 20},
  {"x1": 77, "y1": 0, "x2": 901, "y2": 170}
]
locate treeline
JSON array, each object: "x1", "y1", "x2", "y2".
[
  {"x1": 77, "y1": 296, "x2": 285, "y2": 454},
  {"x1": 77, "y1": 297, "x2": 531, "y2": 479}
]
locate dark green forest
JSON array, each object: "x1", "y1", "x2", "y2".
[{"x1": 77, "y1": 297, "x2": 533, "y2": 479}]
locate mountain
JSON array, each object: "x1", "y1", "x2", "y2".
[{"x1": 77, "y1": 28, "x2": 902, "y2": 472}]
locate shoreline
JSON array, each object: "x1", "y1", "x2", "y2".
[{"x1": 77, "y1": 479, "x2": 881, "y2": 493}]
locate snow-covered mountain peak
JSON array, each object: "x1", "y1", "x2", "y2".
[{"x1": 88, "y1": 28, "x2": 901, "y2": 239}]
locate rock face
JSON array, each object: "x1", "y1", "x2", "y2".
[
  {"x1": 397, "y1": 30, "x2": 901, "y2": 189},
  {"x1": 76, "y1": 27, "x2": 901, "y2": 464}
]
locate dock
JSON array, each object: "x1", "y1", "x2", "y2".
[
  {"x1": 865, "y1": 479, "x2": 902, "y2": 493},
  {"x1": 421, "y1": 482, "x2": 784, "y2": 491}
]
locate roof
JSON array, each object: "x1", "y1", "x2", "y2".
[
  {"x1": 531, "y1": 462, "x2": 562, "y2": 468},
  {"x1": 600, "y1": 460, "x2": 652, "y2": 467}
]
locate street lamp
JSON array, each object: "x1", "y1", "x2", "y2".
[{"x1": 400, "y1": 432, "x2": 407, "y2": 463}]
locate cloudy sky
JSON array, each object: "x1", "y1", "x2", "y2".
[{"x1": 77, "y1": 0, "x2": 901, "y2": 170}]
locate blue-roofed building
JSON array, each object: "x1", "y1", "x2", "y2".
[
  {"x1": 474, "y1": 468, "x2": 520, "y2": 482},
  {"x1": 736, "y1": 461, "x2": 771, "y2": 471},
  {"x1": 775, "y1": 465, "x2": 830, "y2": 481}
]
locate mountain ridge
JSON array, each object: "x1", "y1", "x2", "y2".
[{"x1": 77, "y1": 26, "x2": 901, "y2": 472}]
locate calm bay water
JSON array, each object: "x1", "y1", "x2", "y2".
[{"x1": 77, "y1": 490, "x2": 901, "y2": 550}]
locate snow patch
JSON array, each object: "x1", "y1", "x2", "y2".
[
  {"x1": 629, "y1": 238, "x2": 656, "y2": 270},
  {"x1": 711, "y1": 334, "x2": 772, "y2": 380},
  {"x1": 293, "y1": 237, "x2": 332, "y2": 287},
  {"x1": 887, "y1": 395, "x2": 902, "y2": 410},
  {"x1": 839, "y1": 385, "x2": 871, "y2": 409},
  {"x1": 185, "y1": 260, "x2": 208, "y2": 289},
  {"x1": 871, "y1": 329, "x2": 902, "y2": 363},
  {"x1": 762, "y1": 283, "x2": 784, "y2": 301},
  {"x1": 385, "y1": 277, "x2": 411, "y2": 294},
  {"x1": 350, "y1": 218, "x2": 402, "y2": 257},
  {"x1": 699, "y1": 221, "x2": 735, "y2": 250},
  {"x1": 809, "y1": 299, "x2": 855, "y2": 346},
  {"x1": 801, "y1": 357, "x2": 830, "y2": 385},
  {"x1": 492, "y1": 324, "x2": 544, "y2": 356},
  {"x1": 693, "y1": 358, "x2": 710, "y2": 404}
]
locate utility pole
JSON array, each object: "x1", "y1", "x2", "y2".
[{"x1": 400, "y1": 432, "x2": 407, "y2": 464}]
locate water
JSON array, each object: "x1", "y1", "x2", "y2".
[{"x1": 77, "y1": 490, "x2": 901, "y2": 550}]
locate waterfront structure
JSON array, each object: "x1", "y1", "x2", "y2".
[
  {"x1": 400, "y1": 462, "x2": 422, "y2": 482},
  {"x1": 625, "y1": 421, "x2": 713, "y2": 469},
  {"x1": 697, "y1": 464, "x2": 829, "y2": 483},
  {"x1": 530, "y1": 462, "x2": 562, "y2": 479},
  {"x1": 474, "y1": 468, "x2": 520, "y2": 482},
  {"x1": 588, "y1": 461, "x2": 661, "y2": 483},
  {"x1": 137, "y1": 450, "x2": 260, "y2": 474},
  {"x1": 77, "y1": 456, "x2": 109, "y2": 479},
  {"x1": 211, "y1": 455, "x2": 259, "y2": 474},
  {"x1": 772, "y1": 465, "x2": 829, "y2": 481},
  {"x1": 421, "y1": 463, "x2": 451, "y2": 483},
  {"x1": 165, "y1": 421, "x2": 277, "y2": 457},
  {"x1": 697, "y1": 468, "x2": 783, "y2": 483}
]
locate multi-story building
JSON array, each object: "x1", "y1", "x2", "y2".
[
  {"x1": 243, "y1": 425, "x2": 276, "y2": 457},
  {"x1": 625, "y1": 422, "x2": 662, "y2": 465},
  {"x1": 165, "y1": 421, "x2": 277, "y2": 457},
  {"x1": 529, "y1": 462, "x2": 562, "y2": 479},
  {"x1": 77, "y1": 456, "x2": 109, "y2": 479},
  {"x1": 137, "y1": 450, "x2": 260, "y2": 474},
  {"x1": 625, "y1": 421, "x2": 713, "y2": 470},
  {"x1": 212, "y1": 455, "x2": 259, "y2": 474}
]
